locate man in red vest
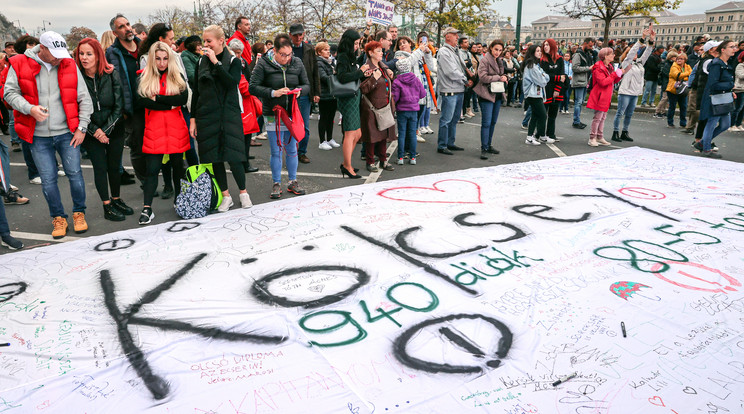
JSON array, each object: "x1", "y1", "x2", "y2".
[
  {"x1": 3, "y1": 31, "x2": 93, "y2": 239},
  {"x1": 227, "y1": 16, "x2": 252, "y2": 66}
]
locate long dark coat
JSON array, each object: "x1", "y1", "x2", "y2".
[
  {"x1": 191, "y1": 50, "x2": 245, "y2": 164},
  {"x1": 360, "y1": 62, "x2": 396, "y2": 143}
]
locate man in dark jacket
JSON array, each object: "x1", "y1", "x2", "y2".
[
  {"x1": 641, "y1": 46, "x2": 664, "y2": 107},
  {"x1": 105, "y1": 13, "x2": 140, "y2": 184},
  {"x1": 289, "y1": 23, "x2": 320, "y2": 164},
  {"x1": 571, "y1": 37, "x2": 595, "y2": 129}
]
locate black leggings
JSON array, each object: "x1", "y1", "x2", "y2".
[
  {"x1": 144, "y1": 153, "x2": 183, "y2": 206},
  {"x1": 212, "y1": 162, "x2": 245, "y2": 192},
  {"x1": 318, "y1": 99, "x2": 337, "y2": 143},
  {"x1": 82, "y1": 123, "x2": 125, "y2": 202},
  {"x1": 544, "y1": 100, "x2": 560, "y2": 138},
  {"x1": 526, "y1": 97, "x2": 547, "y2": 138}
]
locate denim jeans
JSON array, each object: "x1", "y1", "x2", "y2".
[
  {"x1": 297, "y1": 95, "x2": 311, "y2": 156},
  {"x1": 397, "y1": 111, "x2": 418, "y2": 159},
  {"x1": 667, "y1": 91, "x2": 687, "y2": 127},
  {"x1": 614, "y1": 94, "x2": 638, "y2": 131},
  {"x1": 29, "y1": 133, "x2": 86, "y2": 218},
  {"x1": 702, "y1": 114, "x2": 730, "y2": 152},
  {"x1": 0, "y1": 194, "x2": 9, "y2": 235},
  {"x1": 479, "y1": 98, "x2": 502, "y2": 150},
  {"x1": 572, "y1": 87, "x2": 587, "y2": 124},
  {"x1": 437, "y1": 92, "x2": 464, "y2": 150},
  {"x1": 641, "y1": 80, "x2": 658, "y2": 106},
  {"x1": 0, "y1": 138, "x2": 9, "y2": 192},
  {"x1": 522, "y1": 105, "x2": 532, "y2": 128},
  {"x1": 268, "y1": 129, "x2": 298, "y2": 183},
  {"x1": 8, "y1": 111, "x2": 20, "y2": 144},
  {"x1": 733, "y1": 92, "x2": 744, "y2": 127},
  {"x1": 418, "y1": 98, "x2": 431, "y2": 128}
]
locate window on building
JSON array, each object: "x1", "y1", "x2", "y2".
[
  {"x1": 710, "y1": 17, "x2": 715, "y2": 22},
  {"x1": 622, "y1": 22, "x2": 626, "y2": 27},
  {"x1": 729, "y1": 15, "x2": 734, "y2": 21},
  {"x1": 674, "y1": 28, "x2": 677, "y2": 33},
  {"x1": 686, "y1": 27, "x2": 690, "y2": 33},
  {"x1": 719, "y1": 16, "x2": 724, "y2": 22},
  {"x1": 727, "y1": 25, "x2": 732, "y2": 31},
  {"x1": 718, "y1": 25, "x2": 722, "y2": 32}
]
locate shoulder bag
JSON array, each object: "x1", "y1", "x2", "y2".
[
  {"x1": 674, "y1": 72, "x2": 689, "y2": 96},
  {"x1": 710, "y1": 91, "x2": 735, "y2": 116},
  {"x1": 361, "y1": 77, "x2": 395, "y2": 131},
  {"x1": 330, "y1": 63, "x2": 360, "y2": 98},
  {"x1": 490, "y1": 82, "x2": 505, "y2": 93}
]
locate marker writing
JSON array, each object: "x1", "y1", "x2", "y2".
[{"x1": 552, "y1": 372, "x2": 577, "y2": 387}]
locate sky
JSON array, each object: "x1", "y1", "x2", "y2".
[{"x1": 2, "y1": 0, "x2": 712, "y2": 39}]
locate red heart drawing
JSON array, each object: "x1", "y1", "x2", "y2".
[
  {"x1": 377, "y1": 180, "x2": 482, "y2": 204},
  {"x1": 648, "y1": 396, "x2": 665, "y2": 407}
]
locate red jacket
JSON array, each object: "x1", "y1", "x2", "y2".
[
  {"x1": 586, "y1": 61, "x2": 622, "y2": 112},
  {"x1": 143, "y1": 72, "x2": 190, "y2": 154},
  {"x1": 8, "y1": 55, "x2": 79, "y2": 143},
  {"x1": 238, "y1": 74, "x2": 260, "y2": 135},
  {"x1": 227, "y1": 31, "x2": 252, "y2": 65}
]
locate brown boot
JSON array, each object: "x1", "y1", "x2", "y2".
[
  {"x1": 52, "y1": 216, "x2": 68, "y2": 239},
  {"x1": 72, "y1": 212, "x2": 88, "y2": 234}
]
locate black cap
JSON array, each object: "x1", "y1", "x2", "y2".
[
  {"x1": 4, "y1": 42, "x2": 15, "y2": 48},
  {"x1": 289, "y1": 23, "x2": 304, "y2": 35}
]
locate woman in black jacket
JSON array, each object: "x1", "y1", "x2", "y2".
[
  {"x1": 190, "y1": 25, "x2": 251, "y2": 211},
  {"x1": 316, "y1": 41, "x2": 340, "y2": 151},
  {"x1": 337, "y1": 29, "x2": 372, "y2": 179},
  {"x1": 539, "y1": 38, "x2": 565, "y2": 143},
  {"x1": 75, "y1": 38, "x2": 133, "y2": 221},
  {"x1": 250, "y1": 34, "x2": 310, "y2": 199}
]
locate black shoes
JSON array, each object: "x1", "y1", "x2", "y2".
[
  {"x1": 572, "y1": 123, "x2": 587, "y2": 129},
  {"x1": 161, "y1": 186, "x2": 174, "y2": 199},
  {"x1": 437, "y1": 148, "x2": 453, "y2": 155},
  {"x1": 486, "y1": 146, "x2": 500, "y2": 154},
  {"x1": 104, "y1": 202, "x2": 126, "y2": 221},
  {"x1": 611, "y1": 131, "x2": 622, "y2": 142},
  {"x1": 139, "y1": 207, "x2": 154, "y2": 225},
  {"x1": 111, "y1": 198, "x2": 134, "y2": 215},
  {"x1": 340, "y1": 164, "x2": 362, "y2": 179},
  {"x1": 620, "y1": 131, "x2": 634, "y2": 142},
  {"x1": 1, "y1": 234, "x2": 23, "y2": 250},
  {"x1": 120, "y1": 171, "x2": 136, "y2": 185},
  {"x1": 245, "y1": 164, "x2": 259, "y2": 173},
  {"x1": 480, "y1": 150, "x2": 488, "y2": 160},
  {"x1": 447, "y1": 145, "x2": 464, "y2": 151}
]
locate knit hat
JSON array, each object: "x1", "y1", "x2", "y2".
[{"x1": 394, "y1": 50, "x2": 413, "y2": 73}]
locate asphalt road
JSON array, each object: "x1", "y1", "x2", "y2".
[{"x1": 2, "y1": 104, "x2": 743, "y2": 254}]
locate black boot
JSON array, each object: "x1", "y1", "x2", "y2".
[
  {"x1": 611, "y1": 131, "x2": 622, "y2": 142},
  {"x1": 244, "y1": 134, "x2": 259, "y2": 172},
  {"x1": 111, "y1": 198, "x2": 134, "y2": 215},
  {"x1": 104, "y1": 202, "x2": 126, "y2": 221},
  {"x1": 620, "y1": 131, "x2": 634, "y2": 142}
]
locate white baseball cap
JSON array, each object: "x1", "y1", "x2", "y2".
[
  {"x1": 703, "y1": 40, "x2": 722, "y2": 53},
  {"x1": 39, "y1": 31, "x2": 71, "y2": 59}
]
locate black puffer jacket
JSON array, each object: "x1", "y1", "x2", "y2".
[
  {"x1": 83, "y1": 70, "x2": 124, "y2": 137},
  {"x1": 317, "y1": 56, "x2": 335, "y2": 100},
  {"x1": 249, "y1": 54, "x2": 310, "y2": 113},
  {"x1": 191, "y1": 50, "x2": 245, "y2": 164}
]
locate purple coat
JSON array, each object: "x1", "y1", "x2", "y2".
[{"x1": 392, "y1": 72, "x2": 426, "y2": 112}]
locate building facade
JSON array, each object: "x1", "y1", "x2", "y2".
[{"x1": 531, "y1": 2, "x2": 744, "y2": 45}]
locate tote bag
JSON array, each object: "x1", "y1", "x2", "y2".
[{"x1": 711, "y1": 92, "x2": 735, "y2": 116}]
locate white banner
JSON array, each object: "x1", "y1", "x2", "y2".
[
  {"x1": 366, "y1": 0, "x2": 394, "y2": 26},
  {"x1": 1, "y1": 147, "x2": 743, "y2": 413}
]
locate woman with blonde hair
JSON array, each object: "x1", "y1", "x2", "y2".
[
  {"x1": 100, "y1": 31, "x2": 116, "y2": 52},
  {"x1": 190, "y1": 25, "x2": 251, "y2": 210},
  {"x1": 136, "y1": 41, "x2": 190, "y2": 224},
  {"x1": 665, "y1": 53, "x2": 692, "y2": 128}
]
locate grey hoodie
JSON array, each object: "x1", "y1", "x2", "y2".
[{"x1": 3, "y1": 45, "x2": 93, "y2": 138}]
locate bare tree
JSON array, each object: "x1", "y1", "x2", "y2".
[
  {"x1": 65, "y1": 26, "x2": 97, "y2": 50},
  {"x1": 551, "y1": 0, "x2": 682, "y2": 42}
]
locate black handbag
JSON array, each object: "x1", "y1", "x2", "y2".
[
  {"x1": 711, "y1": 92, "x2": 735, "y2": 116},
  {"x1": 329, "y1": 73, "x2": 359, "y2": 98}
]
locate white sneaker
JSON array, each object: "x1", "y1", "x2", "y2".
[
  {"x1": 540, "y1": 137, "x2": 556, "y2": 144},
  {"x1": 256, "y1": 132, "x2": 268, "y2": 140},
  {"x1": 328, "y1": 139, "x2": 341, "y2": 148},
  {"x1": 9, "y1": 184, "x2": 18, "y2": 191},
  {"x1": 30, "y1": 176, "x2": 42, "y2": 185},
  {"x1": 57, "y1": 169, "x2": 65, "y2": 176},
  {"x1": 736, "y1": 126, "x2": 744, "y2": 131},
  {"x1": 239, "y1": 192, "x2": 253, "y2": 208},
  {"x1": 319, "y1": 141, "x2": 332, "y2": 150},
  {"x1": 417, "y1": 134, "x2": 425, "y2": 143},
  {"x1": 218, "y1": 195, "x2": 234, "y2": 212},
  {"x1": 525, "y1": 136, "x2": 541, "y2": 145},
  {"x1": 728, "y1": 127, "x2": 738, "y2": 132},
  {"x1": 397, "y1": 158, "x2": 404, "y2": 165},
  {"x1": 409, "y1": 158, "x2": 417, "y2": 165}
]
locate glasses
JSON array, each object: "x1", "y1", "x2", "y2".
[{"x1": 276, "y1": 51, "x2": 292, "y2": 58}]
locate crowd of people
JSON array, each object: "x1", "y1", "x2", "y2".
[{"x1": 0, "y1": 16, "x2": 741, "y2": 249}]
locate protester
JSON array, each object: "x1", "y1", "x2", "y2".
[
  {"x1": 250, "y1": 33, "x2": 310, "y2": 197},
  {"x1": 0, "y1": 193, "x2": 23, "y2": 249},
  {"x1": 228, "y1": 39, "x2": 259, "y2": 174},
  {"x1": 392, "y1": 50, "x2": 426, "y2": 165},
  {"x1": 395, "y1": 34, "x2": 433, "y2": 152},
  {"x1": 336, "y1": 29, "x2": 370, "y2": 179},
  {"x1": 459, "y1": 37, "x2": 476, "y2": 119},
  {"x1": 540, "y1": 39, "x2": 564, "y2": 142},
  {"x1": 75, "y1": 38, "x2": 134, "y2": 222},
  {"x1": 132, "y1": 23, "x2": 148, "y2": 41},
  {"x1": 730, "y1": 52, "x2": 744, "y2": 131},
  {"x1": 473, "y1": 39, "x2": 507, "y2": 159},
  {"x1": 613, "y1": 30, "x2": 654, "y2": 143},
  {"x1": 642, "y1": 45, "x2": 664, "y2": 107},
  {"x1": 191, "y1": 25, "x2": 252, "y2": 209},
  {"x1": 503, "y1": 49, "x2": 520, "y2": 107},
  {"x1": 289, "y1": 23, "x2": 320, "y2": 165},
  {"x1": 559, "y1": 51, "x2": 572, "y2": 114},
  {"x1": 360, "y1": 41, "x2": 396, "y2": 172},
  {"x1": 180, "y1": 35, "x2": 202, "y2": 88},
  {"x1": 315, "y1": 42, "x2": 340, "y2": 151},
  {"x1": 227, "y1": 16, "x2": 253, "y2": 65},
  {"x1": 522, "y1": 45, "x2": 550, "y2": 145},
  {"x1": 666, "y1": 53, "x2": 691, "y2": 128},
  {"x1": 437, "y1": 27, "x2": 470, "y2": 155},
  {"x1": 3, "y1": 31, "x2": 93, "y2": 238},
  {"x1": 571, "y1": 37, "x2": 594, "y2": 129},
  {"x1": 586, "y1": 47, "x2": 629, "y2": 147},
  {"x1": 698, "y1": 40, "x2": 737, "y2": 158},
  {"x1": 414, "y1": 32, "x2": 437, "y2": 140},
  {"x1": 691, "y1": 42, "x2": 719, "y2": 139}
]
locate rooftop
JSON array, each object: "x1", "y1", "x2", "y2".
[{"x1": 707, "y1": 1, "x2": 744, "y2": 12}]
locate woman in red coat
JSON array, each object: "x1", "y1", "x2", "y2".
[
  {"x1": 586, "y1": 47, "x2": 630, "y2": 147},
  {"x1": 137, "y1": 41, "x2": 190, "y2": 224}
]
